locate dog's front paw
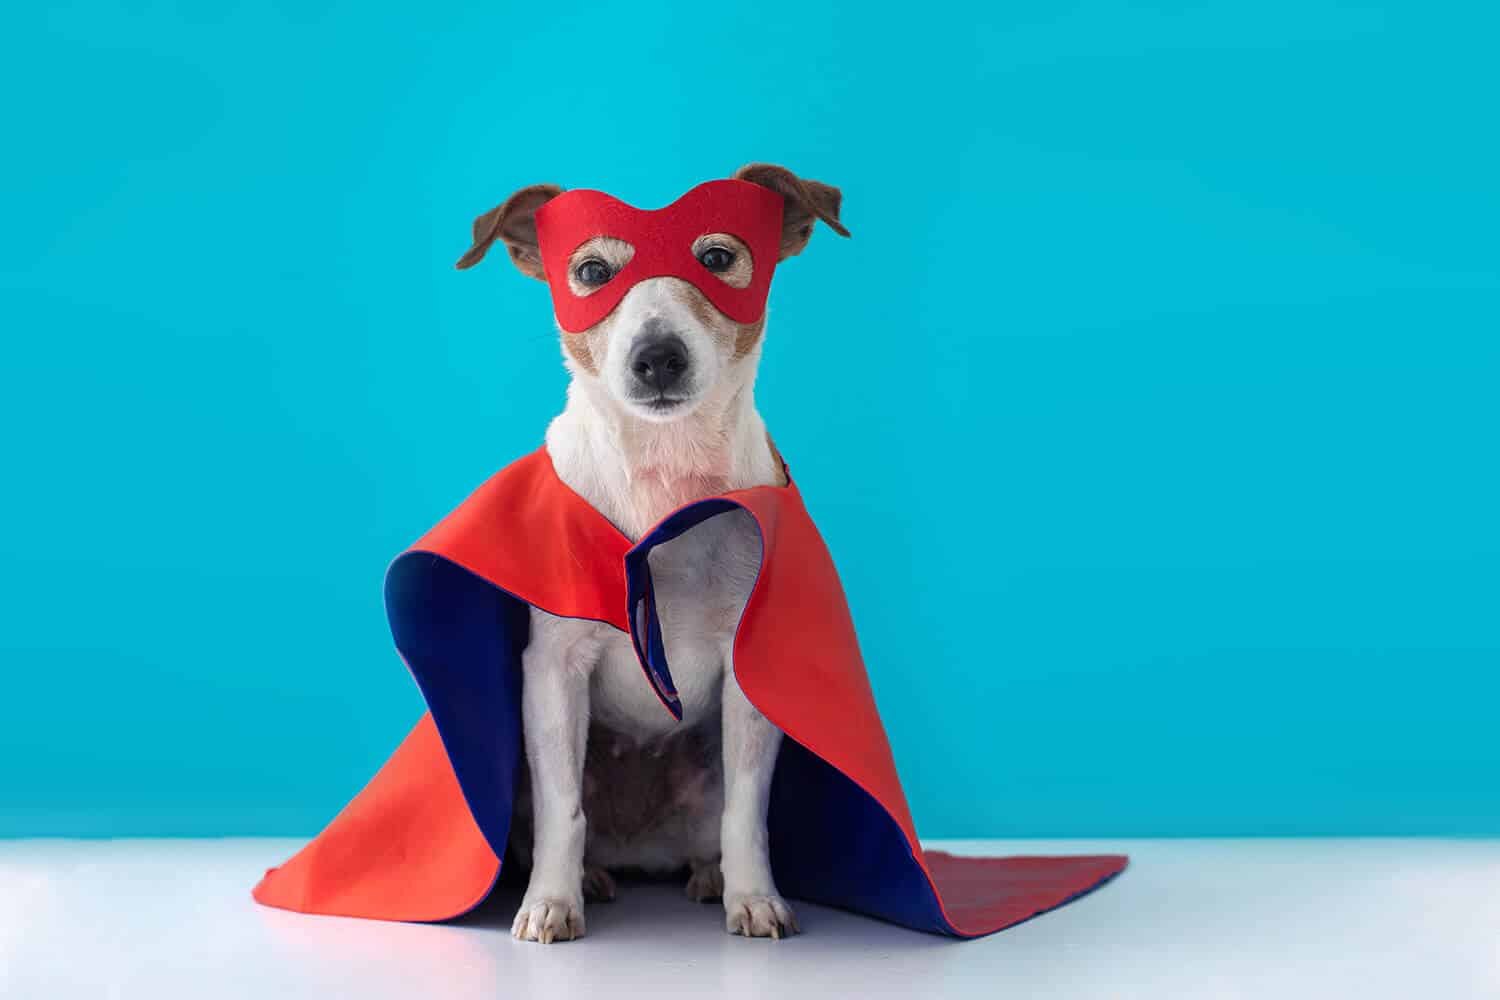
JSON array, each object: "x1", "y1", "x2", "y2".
[
  {"x1": 512, "y1": 894, "x2": 586, "y2": 944},
  {"x1": 724, "y1": 892, "x2": 799, "y2": 939}
]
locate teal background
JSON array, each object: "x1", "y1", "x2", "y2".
[{"x1": 3, "y1": 1, "x2": 1496, "y2": 839}]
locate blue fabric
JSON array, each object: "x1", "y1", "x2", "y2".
[
  {"x1": 384, "y1": 553, "x2": 528, "y2": 863},
  {"x1": 623, "y1": 498, "x2": 745, "y2": 718},
  {"x1": 769, "y1": 741, "x2": 950, "y2": 934},
  {"x1": 623, "y1": 564, "x2": 683, "y2": 719}
]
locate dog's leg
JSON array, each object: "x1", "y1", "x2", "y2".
[
  {"x1": 582, "y1": 864, "x2": 617, "y2": 902},
  {"x1": 685, "y1": 858, "x2": 724, "y2": 902},
  {"x1": 719, "y1": 661, "x2": 799, "y2": 938},
  {"x1": 512, "y1": 619, "x2": 595, "y2": 944}
]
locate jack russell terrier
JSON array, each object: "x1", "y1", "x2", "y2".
[{"x1": 456, "y1": 163, "x2": 848, "y2": 943}]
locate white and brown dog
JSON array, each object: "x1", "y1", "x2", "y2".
[{"x1": 457, "y1": 164, "x2": 847, "y2": 943}]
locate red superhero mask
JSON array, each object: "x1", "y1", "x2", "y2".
[{"x1": 534, "y1": 179, "x2": 785, "y2": 333}]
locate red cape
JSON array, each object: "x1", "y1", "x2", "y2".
[{"x1": 253, "y1": 448, "x2": 1126, "y2": 935}]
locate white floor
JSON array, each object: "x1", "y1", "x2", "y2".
[{"x1": 2, "y1": 838, "x2": 1496, "y2": 999}]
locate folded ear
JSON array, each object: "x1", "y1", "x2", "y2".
[
  {"x1": 455, "y1": 183, "x2": 564, "y2": 279},
  {"x1": 733, "y1": 163, "x2": 850, "y2": 260}
]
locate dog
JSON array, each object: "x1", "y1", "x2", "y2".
[{"x1": 456, "y1": 163, "x2": 847, "y2": 942}]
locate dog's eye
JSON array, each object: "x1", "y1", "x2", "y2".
[
  {"x1": 697, "y1": 246, "x2": 735, "y2": 273},
  {"x1": 574, "y1": 259, "x2": 613, "y2": 286}
]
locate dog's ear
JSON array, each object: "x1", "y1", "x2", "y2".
[
  {"x1": 455, "y1": 183, "x2": 564, "y2": 279},
  {"x1": 733, "y1": 163, "x2": 850, "y2": 260}
]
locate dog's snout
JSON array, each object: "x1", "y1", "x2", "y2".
[{"x1": 628, "y1": 335, "x2": 689, "y2": 394}]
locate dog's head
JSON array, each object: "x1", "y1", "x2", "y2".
[{"x1": 456, "y1": 164, "x2": 848, "y2": 422}]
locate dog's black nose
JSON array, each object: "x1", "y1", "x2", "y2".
[{"x1": 629, "y1": 335, "x2": 689, "y2": 393}]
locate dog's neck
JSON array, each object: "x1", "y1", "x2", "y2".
[{"x1": 545, "y1": 354, "x2": 782, "y2": 541}]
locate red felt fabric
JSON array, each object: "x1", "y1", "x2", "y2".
[
  {"x1": 251, "y1": 714, "x2": 499, "y2": 921},
  {"x1": 922, "y1": 852, "x2": 1129, "y2": 934},
  {"x1": 534, "y1": 180, "x2": 784, "y2": 332}
]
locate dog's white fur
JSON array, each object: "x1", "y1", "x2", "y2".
[
  {"x1": 512, "y1": 281, "x2": 793, "y2": 943},
  {"x1": 459, "y1": 165, "x2": 844, "y2": 943}
]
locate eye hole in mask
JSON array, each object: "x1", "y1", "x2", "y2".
[
  {"x1": 692, "y1": 233, "x2": 753, "y2": 289},
  {"x1": 566, "y1": 237, "x2": 636, "y2": 297}
]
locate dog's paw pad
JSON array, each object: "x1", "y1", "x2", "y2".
[
  {"x1": 685, "y1": 860, "x2": 724, "y2": 902},
  {"x1": 582, "y1": 865, "x2": 617, "y2": 903},
  {"x1": 724, "y1": 893, "x2": 799, "y2": 939},
  {"x1": 512, "y1": 896, "x2": 586, "y2": 944}
]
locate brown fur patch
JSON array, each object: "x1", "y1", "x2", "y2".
[
  {"x1": 732, "y1": 316, "x2": 765, "y2": 360},
  {"x1": 563, "y1": 332, "x2": 597, "y2": 374},
  {"x1": 673, "y1": 282, "x2": 763, "y2": 360},
  {"x1": 731, "y1": 163, "x2": 849, "y2": 260},
  {"x1": 455, "y1": 184, "x2": 563, "y2": 278},
  {"x1": 681, "y1": 283, "x2": 724, "y2": 331}
]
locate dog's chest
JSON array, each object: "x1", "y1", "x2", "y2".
[{"x1": 590, "y1": 508, "x2": 761, "y2": 737}]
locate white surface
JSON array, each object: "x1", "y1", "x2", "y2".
[{"x1": 2, "y1": 838, "x2": 1497, "y2": 999}]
